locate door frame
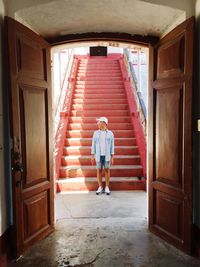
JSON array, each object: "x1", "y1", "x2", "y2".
[
  {"x1": 49, "y1": 25, "x2": 194, "y2": 255},
  {"x1": 49, "y1": 27, "x2": 194, "y2": 251}
]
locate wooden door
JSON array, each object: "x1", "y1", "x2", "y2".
[
  {"x1": 149, "y1": 17, "x2": 194, "y2": 253},
  {"x1": 6, "y1": 17, "x2": 54, "y2": 256}
]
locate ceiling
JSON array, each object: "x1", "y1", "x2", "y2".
[{"x1": 13, "y1": 0, "x2": 186, "y2": 38}]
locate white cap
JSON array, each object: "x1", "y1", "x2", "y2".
[{"x1": 96, "y1": 116, "x2": 108, "y2": 124}]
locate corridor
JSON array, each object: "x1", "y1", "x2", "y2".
[{"x1": 9, "y1": 192, "x2": 200, "y2": 267}]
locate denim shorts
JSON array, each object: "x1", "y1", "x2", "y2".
[{"x1": 96, "y1": 156, "x2": 110, "y2": 169}]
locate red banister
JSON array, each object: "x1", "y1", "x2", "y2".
[
  {"x1": 55, "y1": 56, "x2": 79, "y2": 179},
  {"x1": 119, "y1": 56, "x2": 147, "y2": 179}
]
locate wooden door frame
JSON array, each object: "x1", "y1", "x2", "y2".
[{"x1": 49, "y1": 30, "x2": 194, "y2": 254}]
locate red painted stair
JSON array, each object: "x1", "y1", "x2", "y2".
[{"x1": 56, "y1": 54, "x2": 146, "y2": 192}]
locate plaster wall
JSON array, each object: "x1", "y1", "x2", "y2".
[
  {"x1": 140, "y1": 0, "x2": 195, "y2": 18},
  {"x1": 3, "y1": 0, "x2": 193, "y2": 38},
  {"x1": 4, "y1": 0, "x2": 195, "y2": 18}
]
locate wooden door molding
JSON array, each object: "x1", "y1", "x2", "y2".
[
  {"x1": 148, "y1": 17, "x2": 194, "y2": 253},
  {"x1": 6, "y1": 17, "x2": 54, "y2": 256}
]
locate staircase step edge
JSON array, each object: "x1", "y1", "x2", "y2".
[
  {"x1": 57, "y1": 177, "x2": 145, "y2": 182},
  {"x1": 60, "y1": 165, "x2": 143, "y2": 170}
]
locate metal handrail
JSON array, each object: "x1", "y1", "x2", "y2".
[
  {"x1": 54, "y1": 50, "x2": 74, "y2": 137},
  {"x1": 123, "y1": 48, "x2": 147, "y2": 134},
  {"x1": 54, "y1": 56, "x2": 79, "y2": 179},
  {"x1": 54, "y1": 50, "x2": 74, "y2": 118},
  {"x1": 128, "y1": 62, "x2": 147, "y2": 118}
]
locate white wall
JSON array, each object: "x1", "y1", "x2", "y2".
[
  {"x1": 0, "y1": 0, "x2": 6, "y2": 236},
  {"x1": 140, "y1": 0, "x2": 195, "y2": 17},
  {"x1": 74, "y1": 47, "x2": 89, "y2": 55},
  {"x1": 12, "y1": 1, "x2": 185, "y2": 38},
  {"x1": 3, "y1": 0, "x2": 57, "y2": 17},
  {"x1": 5, "y1": 0, "x2": 195, "y2": 18},
  {"x1": 108, "y1": 47, "x2": 123, "y2": 54}
]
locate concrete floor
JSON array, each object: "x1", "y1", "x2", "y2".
[{"x1": 9, "y1": 191, "x2": 200, "y2": 267}]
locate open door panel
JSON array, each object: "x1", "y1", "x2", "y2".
[
  {"x1": 6, "y1": 17, "x2": 54, "y2": 256},
  {"x1": 148, "y1": 17, "x2": 194, "y2": 253}
]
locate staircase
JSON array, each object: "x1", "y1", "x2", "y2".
[{"x1": 57, "y1": 54, "x2": 146, "y2": 192}]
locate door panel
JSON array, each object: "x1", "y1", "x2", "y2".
[
  {"x1": 16, "y1": 36, "x2": 47, "y2": 80},
  {"x1": 20, "y1": 86, "x2": 48, "y2": 185},
  {"x1": 23, "y1": 191, "x2": 49, "y2": 240},
  {"x1": 155, "y1": 87, "x2": 182, "y2": 184},
  {"x1": 157, "y1": 35, "x2": 185, "y2": 79},
  {"x1": 6, "y1": 17, "x2": 54, "y2": 256},
  {"x1": 149, "y1": 17, "x2": 194, "y2": 253}
]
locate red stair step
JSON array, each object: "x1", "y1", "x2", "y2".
[
  {"x1": 67, "y1": 123, "x2": 133, "y2": 130},
  {"x1": 65, "y1": 137, "x2": 136, "y2": 146},
  {"x1": 66, "y1": 130, "x2": 135, "y2": 138},
  {"x1": 74, "y1": 89, "x2": 125, "y2": 94},
  {"x1": 76, "y1": 80, "x2": 123, "y2": 85},
  {"x1": 78, "y1": 66, "x2": 120, "y2": 70},
  {"x1": 70, "y1": 110, "x2": 129, "y2": 117},
  {"x1": 60, "y1": 165, "x2": 143, "y2": 178},
  {"x1": 69, "y1": 117, "x2": 131, "y2": 123},
  {"x1": 79, "y1": 61, "x2": 119, "y2": 64},
  {"x1": 79, "y1": 63, "x2": 119, "y2": 66},
  {"x1": 75, "y1": 84, "x2": 124, "y2": 89},
  {"x1": 73, "y1": 93, "x2": 126, "y2": 99},
  {"x1": 63, "y1": 146, "x2": 139, "y2": 156},
  {"x1": 72, "y1": 104, "x2": 128, "y2": 110},
  {"x1": 77, "y1": 71, "x2": 122, "y2": 76},
  {"x1": 78, "y1": 65, "x2": 120, "y2": 67},
  {"x1": 57, "y1": 177, "x2": 146, "y2": 192},
  {"x1": 76, "y1": 75, "x2": 122, "y2": 80},
  {"x1": 61, "y1": 155, "x2": 140, "y2": 166},
  {"x1": 73, "y1": 99, "x2": 127, "y2": 104}
]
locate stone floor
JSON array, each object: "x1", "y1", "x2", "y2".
[{"x1": 9, "y1": 191, "x2": 200, "y2": 267}]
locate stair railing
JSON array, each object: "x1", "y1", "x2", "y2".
[
  {"x1": 123, "y1": 48, "x2": 147, "y2": 135},
  {"x1": 54, "y1": 55, "x2": 79, "y2": 180},
  {"x1": 119, "y1": 55, "x2": 146, "y2": 179},
  {"x1": 54, "y1": 50, "x2": 74, "y2": 135}
]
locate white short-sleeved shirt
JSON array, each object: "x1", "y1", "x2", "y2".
[{"x1": 99, "y1": 130, "x2": 106, "y2": 155}]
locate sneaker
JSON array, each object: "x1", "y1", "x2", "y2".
[
  {"x1": 96, "y1": 186, "x2": 103, "y2": 195},
  {"x1": 105, "y1": 186, "x2": 110, "y2": 195}
]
